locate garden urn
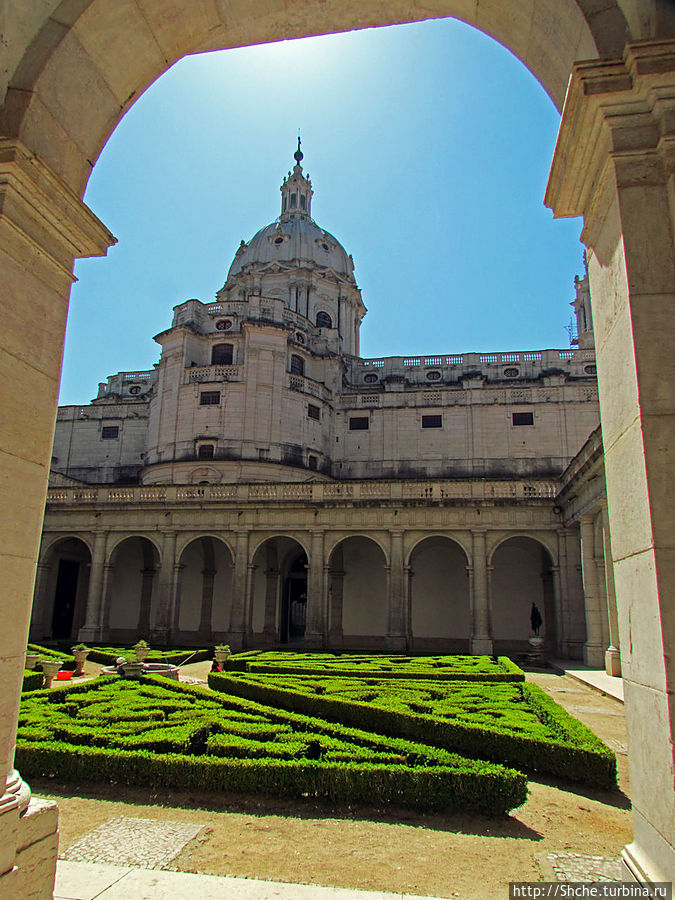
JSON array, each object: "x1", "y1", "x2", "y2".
[
  {"x1": 71, "y1": 648, "x2": 90, "y2": 675},
  {"x1": 40, "y1": 659, "x2": 63, "y2": 688},
  {"x1": 134, "y1": 644, "x2": 150, "y2": 662},
  {"x1": 25, "y1": 652, "x2": 40, "y2": 670},
  {"x1": 214, "y1": 647, "x2": 230, "y2": 665}
]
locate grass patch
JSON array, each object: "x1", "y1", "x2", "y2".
[
  {"x1": 226, "y1": 652, "x2": 524, "y2": 682},
  {"x1": 209, "y1": 672, "x2": 616, "y2": 789},
  {"x1": 17, "y1": 676, "x2": 526, "y2": 815}
]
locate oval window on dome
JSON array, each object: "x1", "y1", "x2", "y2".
[
  {"x1": 216, "y1": 319, "x2": 233, "y2": 331},
  {"x1": 274, "y1": 237, "x2": 284, "y2": 245},
  {"x1": 584, "y1": 364, "x2": 597, "y2": 375},
  {"x1": 295, "y1": 332, "x2": 306, "y2": 344},
  {"x1": 322, "y1": 243, "x2": 330, "y2": 251},
  {"x1": 364, "y1": 373, "x2": 378, "y2": 383},
  {"x1": 504, "y1": 367, "x2": 519, "y2": 378},
  {"x1": 129, "y1": 385, "x2": 142, "y2": 395},
  {"x1": 425, "y1": 370, "x2": 441, "y2": 381}
]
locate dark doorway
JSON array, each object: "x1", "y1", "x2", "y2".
[
  {"x1": 281, "y1": 553, "x2": 307, "y2": 643},
  {"x1": 51, "y1": 559, "x2": 79, "y2": 639}
]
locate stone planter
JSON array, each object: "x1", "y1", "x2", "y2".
[
  {"x1": 72, "y1": 650, "x2": 89, "y2": 676},
  {"x1": 134, "y1": 646, "x2": 150, "y2": 663},
  {"x1": 214, "y1": 649, "x2": 230, "y2": 665},
  {"x1": 40, "y1": 659, "x2": 63, "y2": 688},
  {"x1": 25, "y1": 652, "x2": 40, "y2": 670}
]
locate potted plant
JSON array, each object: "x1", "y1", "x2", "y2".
[
  {"x1": 214, "y1": 644, "x2": 231, "y2": 665},
  {"x1": 25, "y1": 650, "x2": 40, "y2": 670},
  {"x1": 40, "y1": 658, "x2": 63, "y2": 688},
  {"x1": 71, "y1": 643, "x2": 90, "y2": 676},
  {"x1": 133, "y1": 639, "x2": 150, "y2": 662}
]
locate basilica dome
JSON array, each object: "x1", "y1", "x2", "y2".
[
  {"x1": 224, "y1": 139, "x2": 355, "y2": 286},
  {"x1": 226, "y1": 217, "x2": 355, "y2": 281}
]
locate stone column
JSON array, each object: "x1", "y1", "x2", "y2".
[
  {"x1": 387, "y1": 531, "x2": 406, "y2": 651},
  {"x1": 0, "y1": 139, "x2": 115, "y2": 895},
  {"x1": 262, "y1": 567, "x2": 278, "y2": 640},
  {"x1": 78, "y1": 532, "x2": 107, "y2": 642},
  {"x1": 305, "y1": 530, "x2": 325, "y2": 647},
  {"x1": 99, "y1": 563, "x2": 115, "y2": 636},
  {"x1": 579, "y1": 513, "x2": 605, "y2": 667},
  {"x1": 601, "y1": 502, "x2": 621, "y2": 677},
  {"x1": 550, "y1": 565, "x2": 563, "y2": 656},
  {"x1": 470, "y1": 530, "x2": 492, "y2": 654},
  {"x1": 152, "y1": 531, "x2": 177, "y2": 644},
  {"x1": 546, "y1": 44, "x2": 675, "y2": 882},
  {"x1": 137, "y1": 568, "x2": 156, "y2": 637},
  {"x1": 198, "y1": 569, "x2": 216, "y2": 636},
  {"x1": 228, "y1": 531, "x2": 249, "y2": 649},
  {"x1": 30, "y1": 559, "x2": 53, "y2": 642}
]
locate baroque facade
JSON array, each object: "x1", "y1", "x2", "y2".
[{"x1": 32, "y1": 146, "x2": 615, "y2": 667}]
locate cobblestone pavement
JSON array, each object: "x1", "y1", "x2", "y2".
[
  {"x1": 540, "y1": 852, "x2": 623, "y2": 882},
  {"x1": 61, "y1": 817, "x2": 203, "y2": 869}
]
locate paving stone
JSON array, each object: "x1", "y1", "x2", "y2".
[
  {"x1": 544, "y1": 852, "x2": 623, "y2": 882},
  {"x1": 60, "y1": 817, "x2": 203, "y2": 869}
]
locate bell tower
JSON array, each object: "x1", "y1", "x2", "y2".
[{"x1": 280, "y1": 137, "x2": 313, "y2": 220}]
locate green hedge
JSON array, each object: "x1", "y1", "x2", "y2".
[
  {"x1": 209, "y1": 673, "x2": 616, "y2": 789},
  {"x1": 86, "y1": 647, "x2": 210, "y2": 666},
  {"x1": 17, "y1": 676, "x2": 527, "y2": 815},
  {"x1": 27, "y1": 644, "x2": 76, "y2": 670},
  {"x1": 225, "y1": 652, "x2": 524, "y2": 682},
  {"x1": 22, "y1": 669, "x2": 43, "y2": 691}
]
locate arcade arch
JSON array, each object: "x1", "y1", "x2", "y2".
[
  {"x1": 175, "y1": 537, "x2": 234, "y2": 640},
  {"x1": 249, "y1": 537, "x2": 308, "y2": 644},
  {"x1": 329, "y1": 536, "x2": 388, "y2": 647},
  {"x1": 490, "y1": 536, "x2": 557, "y2": 654},
  {"x1": 33, "y1": 537, "x2": 92, "y2": 642},
  {"x1": 408, "y1": 536, "x2": 470, "y2": 651},
  {"x1": 104, "y1": 536, "x2": 160, "y2": 640}
]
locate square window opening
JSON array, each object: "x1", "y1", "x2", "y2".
[
  {"x1": 349, "y1": 417, "x2": 369, "y2": 431},
  {"x1": 512, "y1": 412, "x2": 534, "y2": 426},
  {"x1": 200, "y1": 391, "x2": 221, "y2": 406},
  {"x1": 422, "y1": 415, "x2": 442, "y2": 429}
]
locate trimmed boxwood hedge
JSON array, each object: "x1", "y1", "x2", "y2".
[
  {"x1": 16, "y1": 676, "x2": 527, "y2": 815},
  {"x1": 225, "y1": 652, "x2": 524, "y2": 682},
  {"x1": 86, "y1": 647, "x2": 210, "y2": 666},
  {"x1": 209, "y1": 673, "x2": 616, "y2": 789},
  {"x1": 22, "y1": 669, "x2": 44, "y2": 691}
]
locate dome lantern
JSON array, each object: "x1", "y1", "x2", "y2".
[{"x1": 280, "y1": 137, "x2": 313, "y2": 220}]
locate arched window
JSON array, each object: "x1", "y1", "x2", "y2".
[
  {"x1": 290, "y1": 193, "x2": 297, "y2": 208},
  {"x1": 290, "y1": 354, "x2": 305, "y2": 376},
  {"x1": 316, "y1": 311, "x2": 332, "y2": 329},
  {"x1": 211, "y1": 343, "x2": 233, "y2": 365},
  {"x1": 300, "y1": 194, "x2": 306, "y2": 209}
]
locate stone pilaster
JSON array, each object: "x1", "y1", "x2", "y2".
[
  {"x1": 151, "y1": 531, "x2": 177, "y2": 643},
  {"x1": 305, "y1": 530, "x2": 325, "y2": 647},
  {"x1": 601, "y1": 502, "x2": 622, "y2": 676},
  {"x1": 470, "y1": 530, "x2": 492, "y2": 654},
  {"x1": 579, "y1": 513, "x2": 605, "y2": 666},
  {"x1": 547, "y1": 40, "x2": 675, "y2": 882},
  {"x1": 387, "y1": 531, "x2": 406, "y2": 650},
  {"x1": 78, "y1": 531, "x2": 107, "y2": 642},
  {"x1": 228, "y1": 530, "x2": 249, "y2": 649},
  {"x1": 0, "y1": 138, "x2": 115, "y2": 895}
]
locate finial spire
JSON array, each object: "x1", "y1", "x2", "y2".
[{"x1": 294, "y1": 134, "x2": 303, "y2": 166}]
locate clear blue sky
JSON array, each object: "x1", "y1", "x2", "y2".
[{"x1": 60, "y1": 17, "x2": 583, "y2": 406}]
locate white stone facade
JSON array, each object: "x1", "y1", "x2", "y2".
[{"x1": 35, "y1": 150, "x2": 607, "y2": 664}]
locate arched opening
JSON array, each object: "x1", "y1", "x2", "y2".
[
  {"x1": 32, "y1": 538, "x2": 92, "y2": 642},
  {"x1": 328, "y1": 536, "x2": 387, "y2": 649},
  {"x1": 316, "y1": 311, "x2": 332, "y2": 329},
  {"x1": 175, "y1": 537, "x2": 234, "y2": 643},
  {"x1": 408, "y1": 536, "x2": 470, "y2": 651},
  {"x1": 105, "y1": 536, "x2": 160, "y2": 642},
  {"x1": 490, "y1": 536, "x2": 556, "y2": 655},
  {"x1": 249, "y1": 537, "x2": 307, "y2": 645},
  {"x1": 290, "y1": 354, "x2": 305, "y2": 376}
]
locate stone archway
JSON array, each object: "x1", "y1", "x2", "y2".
[
  {"x1": 408, "y1": 536, "x2": 470, "y2": 652},
  {"x1": 103, "y1": 536, "x2": 160, "y2": 641},
  {"x1": 174, "y1": 536, "x2": 234, "y2": 644},
  {"x1": 490, "y1": 535, "x2": 556, "y2": 655},
  {"x1": 328, "y1": 536, "x2": 388, "y2": 649},
  {"x1": 249, "y1": 536, "x2": 308, "y2": 645},
  {"x1": 31, "y1": 537, "x2": 92, "y2": 643}
]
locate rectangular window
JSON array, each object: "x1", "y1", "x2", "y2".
[
  {"x1": 258, "y1": 448, "x2": 270, "y2": 461},
  {"x1": 422, "y1": 415, "x2": 442, "y2": 429},
  {"x1": 349, "y1": 416, "x2": 369, "y2": 431},
  {"x1": 200, "y1": 391, "x2": 221, "y2": 406},
  {"x1": 101, "y1": 426, "x2": 119, "y2": 439},
  {"x1": 307, "y1": 454, "x2": 318, "y2": 470},
  {"x1": 512, "y1": 412, "x2": 534, "y2": 426},
  {"x1": 198, "y1": 444, "x2": 214, "y2": 459},
  {"x1": 307, "y1": 404, "x2": 320, "y2": 421}
]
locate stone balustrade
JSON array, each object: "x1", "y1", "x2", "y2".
[{"x1": 47, "y1": 478, "x2": 558, "y2": 506}]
